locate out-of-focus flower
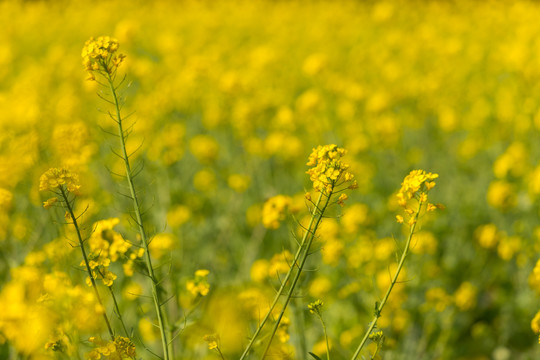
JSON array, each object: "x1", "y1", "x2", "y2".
[
  {"x1": 262, "y1": 195, "x2": 291, "y2": 229},
  {"x1": 186, "y1": 269, "x2": 210, "y2": 297}
]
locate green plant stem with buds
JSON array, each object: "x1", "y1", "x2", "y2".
[
  {"x1": 239, "y1": 191, "x2": 330, "y2": 360},
  {"x1": 59, "y1": 187, "x2": 115, "y2": 341},
  {"x1": 260, "y1": 188, "x2": 334, "y2": 359},
  {"x1": 350, "y1": 199, "x2": 423, "y2": 360},
  {"x1": 103, "y1": 70, "x2": 170, "y2": 360}
]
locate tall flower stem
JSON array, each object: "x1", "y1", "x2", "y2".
[
  {"x1": 240, "y1": 191, "x2": 327, "y2": 360},
  {"x1": 261, "y1": 189, "x2": 333, "y2": 359},
  {"x1": 350, "y1": 199, "x2": 423, "y2": 360},
  {"x1": 60, "y1": 187, "x2": 114, "y2": 340},
  {"x1": 103, "y1": 70, "x2": 170, "y2": 360}
]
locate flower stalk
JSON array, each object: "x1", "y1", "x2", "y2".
[
  {"x1": 82, "y1": 36, "x2": 170, "y2": 360},
  {"x1": 40, "y1": 168, "x2": 115, "y2": 340},
  {"x1": 351, "y1": 170, "x2": 440, "y2": 360},
  {"x1": 240, "y1": 145, "x2": 356, "y2": 359}
]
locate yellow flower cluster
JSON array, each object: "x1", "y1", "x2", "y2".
[
  {"x1": 453, "y1": 282, "x2": 478, "y2": 311},
  {"x1": 186, "y1": 269, "x2": 210, "y2": 297},
  {"x1": 396, "y1": 170, "x2": 439, "y2": 225},
  {"x1": 203, "y1": 333, "x2": 220, "y2": 350},
  {"x1": 532, "y1": 310, "x2": 540, "y2": 344},
  {"x1": 306, "y1": 144, "x2": 356, "y2": 194},
  {"x1": 308, "y1": 299, "x2": 324, "y2": 315},
  {"x1": 262, "y1": 195, "x2": 291, "y2": 229},
  {"x1": 0, "y1": 258, "x2": 103, "y2": 357},
  {"x1": 84, "y1": 218, "x2": 142, "y2": 286},
  {"x1": 81, "y1": 36, "x2": 125, "y2": 80},
  {"x1": 86, "y1": 336, "x2": 136, "y2": 360},
  {"x1": 39, "y1": 168, "x2": 81, "y2": 193},
  {"x1": 529, "y1": 259, "x2": 540, "y2": 294}
]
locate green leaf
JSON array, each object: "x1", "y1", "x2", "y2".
[{"x1": 309, "y1": 352, "x2": 323, "y2": 360}]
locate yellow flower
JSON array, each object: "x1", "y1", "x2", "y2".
[
  {"x1": 189, "y1": 134, "x2": 219, "y2": 163},
  {"x1": 0, "y1": 188, "x2": 13, "y2": 210},
  {"x1": 531, "y1": 310, "x2": 540, "y2": 333},
  {"x1": 203, "y1": 334, "x2": 220, "y2": 350},
  {"x1": 262, "y1": 195, "x2": 291, "y2": 229},
  {"x1": 39, "y1": 168, "x2": 81, "y2": 193},
  {"x1": 43, "y1": 197, "x2": 58, "y2": 209},
  {"x1": 308, "y1": 299, "x2": 324, "y2": 315},
  {"x1": 186, "y1": 269, "x2": 210, "y2": 297},
  {"x1": 454, "y1": 282, "x2": 478, "y2": 311},
  {"x1": 337, "y1": 193, "x2": 348, "y2": 207},
  {"x1": 475, "y1": 224, "x2": 500, "y2": 249},
  {"x1": 487, "y1": 180, "x2": 516, "y2": 211},
  {"x1": 397, "y1": 170, "x2": 438, "y2": 203},
  {"x1": 396, "y1": 170, "x2": 439, "y2": 225},
  {"x1": 82, "y1": 36, "x2": 125, "y2": 79},
  {"x1": 306, "y1": 144, "x2": 354, "y2": 193}
]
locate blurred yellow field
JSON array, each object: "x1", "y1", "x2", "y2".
[{"x1": 1, "y1": 0, "x2": 540, "y2": 359}]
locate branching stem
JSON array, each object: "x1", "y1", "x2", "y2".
[
  {"x1": 239, "y1": 191, "x2": 327, "y2": 360},
  {"x1": 350, "y1": 199, "x2": 423, "y2": 360},
  {"x1": 261, "y1": 189, "x2": 333, "y2": 359}
]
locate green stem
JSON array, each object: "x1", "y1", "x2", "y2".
[
  {"x1": 108, "y1": 285, "x2": 130, "y2": 338},
  {"x1": 239, "y1": 192, "x2": 326, "y2": 360},
  {"x1": 60, "y1": 187, "x2": 114, "y2": 340},
  {"x1": 216, "y1": 347, "x2": 227, "y2": 360},
  {"x1": 350, "y1": 200, "x2": 423, "y2": 360},
  {"x1": 261, "y1": 190, "x2": 333, "y2": 359},
  {"x1": 320, "y1": 316, "x2": 330, "y2": 360},
  {"x1": 104, "y1": 70, "x2": 170, "y2": 360}
]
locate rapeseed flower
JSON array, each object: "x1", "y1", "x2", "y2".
[
  {"x1": 39, "y1": 168, "x2": 81, "y2": 194},
  {"x1": 262, "y1": 195, "x2": 291, "y2": 229},
  {"x1": 82, "y1": 36, "x2": 125, "y2": 80},
  {"x1": 87, "y1": 336, "x2": 136, "y2": 360},
  {"x1": 186, "y1": 269, "x2": 210, "y2": 297},
  {"x1": 396, "y1": 170, "x2": 439, "y2": 225},
  {"x1": 306, "y1": 144, "x2": 356, "y2": 194}
]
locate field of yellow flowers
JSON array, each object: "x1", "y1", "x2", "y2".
[{"x1": 1, "y1": 0, "x2": 540, "y2": 359}]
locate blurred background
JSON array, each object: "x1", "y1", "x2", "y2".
[{"x1": 0, "y1": 0, "x2": 540, "y2": 359}]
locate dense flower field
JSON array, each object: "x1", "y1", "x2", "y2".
[{"x1": 1, "y1": 0, "x2": 540, "y2": 359}]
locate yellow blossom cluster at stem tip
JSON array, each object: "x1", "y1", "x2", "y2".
[
  {"x1": 306, "y1": 144, "x2": 356, "y2": 194},
  {"x1": 308, "y1": 299, "x2": 324, "y2": 315},
  {"x1": 39, "y1": 168, "x2": 81, "y2": 208},
  {"x1": 81, "y1": 36, "x2": 125, "y2": 80},
  {"x1": 203, "y1": 334, "x2": 220, "y2": 350},
  {"x1": 396, "y1": 170, "x2": 439, "y2": 225},
  {"x1": 186, "y1": 269, "x2": 210, "y2": 297}
]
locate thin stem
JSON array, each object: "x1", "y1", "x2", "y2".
[
  {"x1": 108, "y1": 285, "x2": 130, "y2": 338},
  {"x1": 104, "y1": 70, "x2": 170, "y2": 360},
  {"x1": 261, "y1": 190, "x2": 333, "y2": 359},
  {"x1": 239, "y1": 192, "x2": 325, "y2": 360},
  {"x1": 60, "y1": 187, "x2": 114, "y2": 340},
  {"x1": 321, "y1": 317, "x2": 330, "y2": 360},
  {"x1": 350, "y1": 199, "x2": 423, "y2": 360},
  {"x1": 216, "y1": 347, "x2": 227, "y2": 360}
]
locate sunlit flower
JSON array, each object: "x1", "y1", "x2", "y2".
[
  {"x1": 39, "y1": 168, "x2": 81, "y2": 194},
  {"x1": 306, "y1": 144, "x2": 355, "y2": 193},
  {"x1": 82, "y1": 36, "x2": 125, "y2": 80}
]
